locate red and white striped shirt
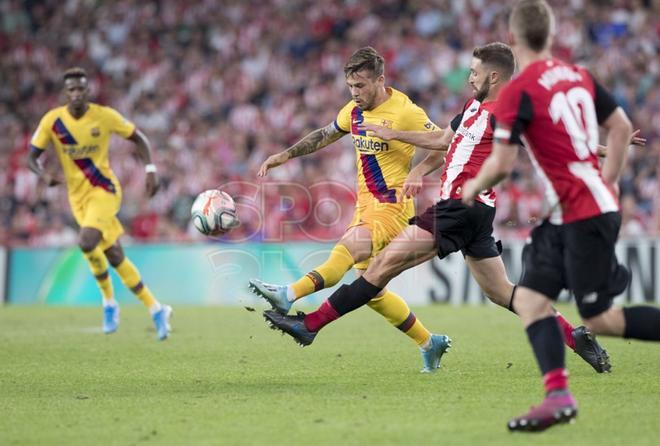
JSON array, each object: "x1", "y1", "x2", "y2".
[{"x1": 440, "y1": 98, "x2": 496, "y2": 207}]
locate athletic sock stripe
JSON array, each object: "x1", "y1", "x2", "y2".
[
  {"x1": 397, "y1": 312, "x2": 417, "y2": 332},
  {"x1": 306, "y1": 271, "x2": 325, "y2": 292}
]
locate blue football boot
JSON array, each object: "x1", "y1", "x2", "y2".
[
  {"x1": 263, "y1": 310, "x2": 317, "y2": 346},
  {"x1": 420, "y1": 334, "x2": 452, "y2": 373},
  {"x1": 103, "y1": 304, "x2": 119, "y2": 334},
  {"x1": 152, "y1": 305, "x2": 173, "y2": 341}
]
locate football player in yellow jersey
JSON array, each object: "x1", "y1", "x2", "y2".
[
  {"x1": 28, "y1": 67, "x2": 172, "y2": 340},
  {"x1": 249, "y1": 47, "x2": 452, "y2": 372}
]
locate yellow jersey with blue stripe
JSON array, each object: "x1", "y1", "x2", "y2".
[
  {"x1": 335, "y1": 87, "x2": 437, "y2": 207},
  {"x1": 30, "y1": 103, "x2": 136, "y2": 204}
]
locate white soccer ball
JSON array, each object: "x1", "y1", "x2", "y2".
[{"x1": 191, "y1": 189, "x2": 239, "y2": 236}]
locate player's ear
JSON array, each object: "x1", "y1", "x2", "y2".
[
  {"x1": 508, "y1": 30, "x2": 517, "y2": 48},
  {"x1": 490, "y1": 71, "x2": 499, "y2": 85}
]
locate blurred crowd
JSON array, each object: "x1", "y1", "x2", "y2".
[{"x1": 1, "y1": 0, "x2": 658, "y2": 247}]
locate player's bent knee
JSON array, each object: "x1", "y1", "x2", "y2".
[
  {"x1": 484, "y1": 284, "x2": 513, "y2": 308},
  {"x1": 104, "y1": 248, "x2": 125, "y2": 268},
  {"x1": 78, "y1": 230, "x2": 101, "y2": 253}
]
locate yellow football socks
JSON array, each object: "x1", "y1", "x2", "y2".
[
  {"x1": 290, "y1": 244, "x2": 355, "y2": 299},
  {"x1": 368, "y1": 290, "x2": 431, "y2": 346},
  {"x1": 82, "y1": 247, "x2": 114, "y2": 302},
  {"x1": 114, "y1": 258, "x2": 158, "y2": 309}
]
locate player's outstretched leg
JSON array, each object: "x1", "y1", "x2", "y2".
[
  {"x1": 263, "y1": 310, "x2": 317, "y2": 346},
  {"x1": 106, "y1": 242, "x2": 172, "y2": 340},
  {"x1": 250, "y1": 243, "x2": 355, "y2": 314},
  {"x1": 79, "y1": 228, "x2": 119, "y2": 334},
  {"x1": 118, "y1": 259, "x2": 172, "y2": 340},
  {"x1": 469, "y1": 255, "x2": 612, "y2": 374},
  {"x1": 367, "y1": 290, "x2": 451, "y2": 372},
  {"x1": 429, "y1": 249, "x2": 610, "y2": 376}
]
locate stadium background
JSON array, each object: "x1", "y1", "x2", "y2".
[
  {"x1": 1, "y1": 2, "x2": 660, "y2": 445},
  {"x1": 0, "y1": 0, "x2": 658, "y2": 305}
]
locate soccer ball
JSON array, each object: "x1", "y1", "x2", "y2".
[{"x1": 191, "y1": 189, "x2": 239, "y2": 235}]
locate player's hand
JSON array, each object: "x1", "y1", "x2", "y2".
[
  {"x1": 258, "y1": 152, "x2": 289, "y2": 177},
  {"x1": 630, "y1": 129, "x2": 646, "y2": 147},
  {"x1": 403, "y1": 171, "x2": 423, "y2": 198},
  {"x1": 598, "y1": 129, "x2": 647, "y2": 157},
  {"x1": 41, "y1": 172, "x2": 61, "y2": 187},
  {"x1": 358, "y1": 123, "x2": 397, "y2": 141},
  {"x1": 461, "y1": 179, "x2": 480, "y2": 207},
  {"x1": 146, "y1": 172, "x2": 159, "y2": 197}
]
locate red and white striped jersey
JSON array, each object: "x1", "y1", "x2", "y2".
[
  {"x1": 440, "y1": 98, "x2": 496, "y2": 207},
  {"x1": 493, "y1": 58, "x2": 620, "y2": 224}
]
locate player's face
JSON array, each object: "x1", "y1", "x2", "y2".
[
  {"x1": 64, "y1": 77, "x2": 89, "y2": 110},
  {"x1": 468, "y1": 58, "x2": 491, "y2": 102},
  {"x1": 346, "y1": 70, "x2": 384, "y2": 110}
]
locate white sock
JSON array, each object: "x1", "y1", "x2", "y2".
[
  {"x1": 149, "y1": 302, "x2": 162, "y2": 315},
  {"x1": 286, "y1": 286, "x2": 297, "y2": 302},
  {"x1": 420, "y1": 335, "x2": 433, "y2": 351},
  {"x1": 103, "y1": 298, "x2": 118, "y2": 308}
]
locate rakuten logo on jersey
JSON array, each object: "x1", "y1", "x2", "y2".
[
  {"x1": 63, "y1": 145, "x2": 100, "y2": 158},
  {"x1": 351, "y1": 136, "x2": 390, "y2": 153}
]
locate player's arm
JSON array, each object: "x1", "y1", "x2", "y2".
[
  {"x1": 27, "y1": 145, "x2": 60, "y2": 186},
  {"x1": 599, "y1": 109, "x2": 633, "y2": 185},
  {"x1": 403, "y1": 150, "x2": 446, "y2": 198},
  {"x1": 358, "y1": 124, "x2": 448, "y2": 151},
  {"x1": 258, "y1": 122, "x2": 347, "y2": 177},
  {"x1": 462, "y1": 139, "x2": 519, "y2": 206},
  {"x1": 402, "y1": 127, "x2": 454, "y2": 197},
  {"x1": 127, "y1": 129, "x2": 159, "y2": 197},
  {"x1": 588, "y1": 74, "x2": 633, "y2": 185},
  {"x1": 27, "y1": 114, "x2": 59, "y2": 186},
  {"x1": 597, "y1": 129, "x2": 645, "y2": 158}
]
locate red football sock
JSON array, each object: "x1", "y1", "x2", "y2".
[
  {"x1": 543, "y1": 368, "x2": 569, "y2": 394},
  {"x1": 555, "y1": 312, "x2": 576, "y2": 350},
  {"x1": 304, "y1": 300, "x2": 340, "y2": 332}
]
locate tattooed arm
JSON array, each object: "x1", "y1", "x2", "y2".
[{"x1": 257, "y1": 122, "x2": 347, "y2": 177}]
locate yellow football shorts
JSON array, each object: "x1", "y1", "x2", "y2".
[
  {"x1": 70, "y1": 187, "x2": 124, "y2": 251},
  {"x1": 348, "y1": 199, "x2": 415, "y2": 270}
]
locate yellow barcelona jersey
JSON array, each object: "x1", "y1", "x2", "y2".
[
  {"x1": 335, "y1": 88, "x2": 438, "y2": 206},
  {"x1": 31, "y1": 103, "x2": 135, "y2": 203}
]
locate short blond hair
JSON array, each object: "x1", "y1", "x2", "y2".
[{"x1": 510, "y1": 0, "x2": 555, "y2": 51}]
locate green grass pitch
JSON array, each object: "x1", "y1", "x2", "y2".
[{"x1": 1, "y1": 304, "x2": 659, "y2": 445}]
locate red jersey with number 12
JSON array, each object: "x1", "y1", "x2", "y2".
[{"x1": 493, "y1": 58, "x2": 620, "y2": 224}]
